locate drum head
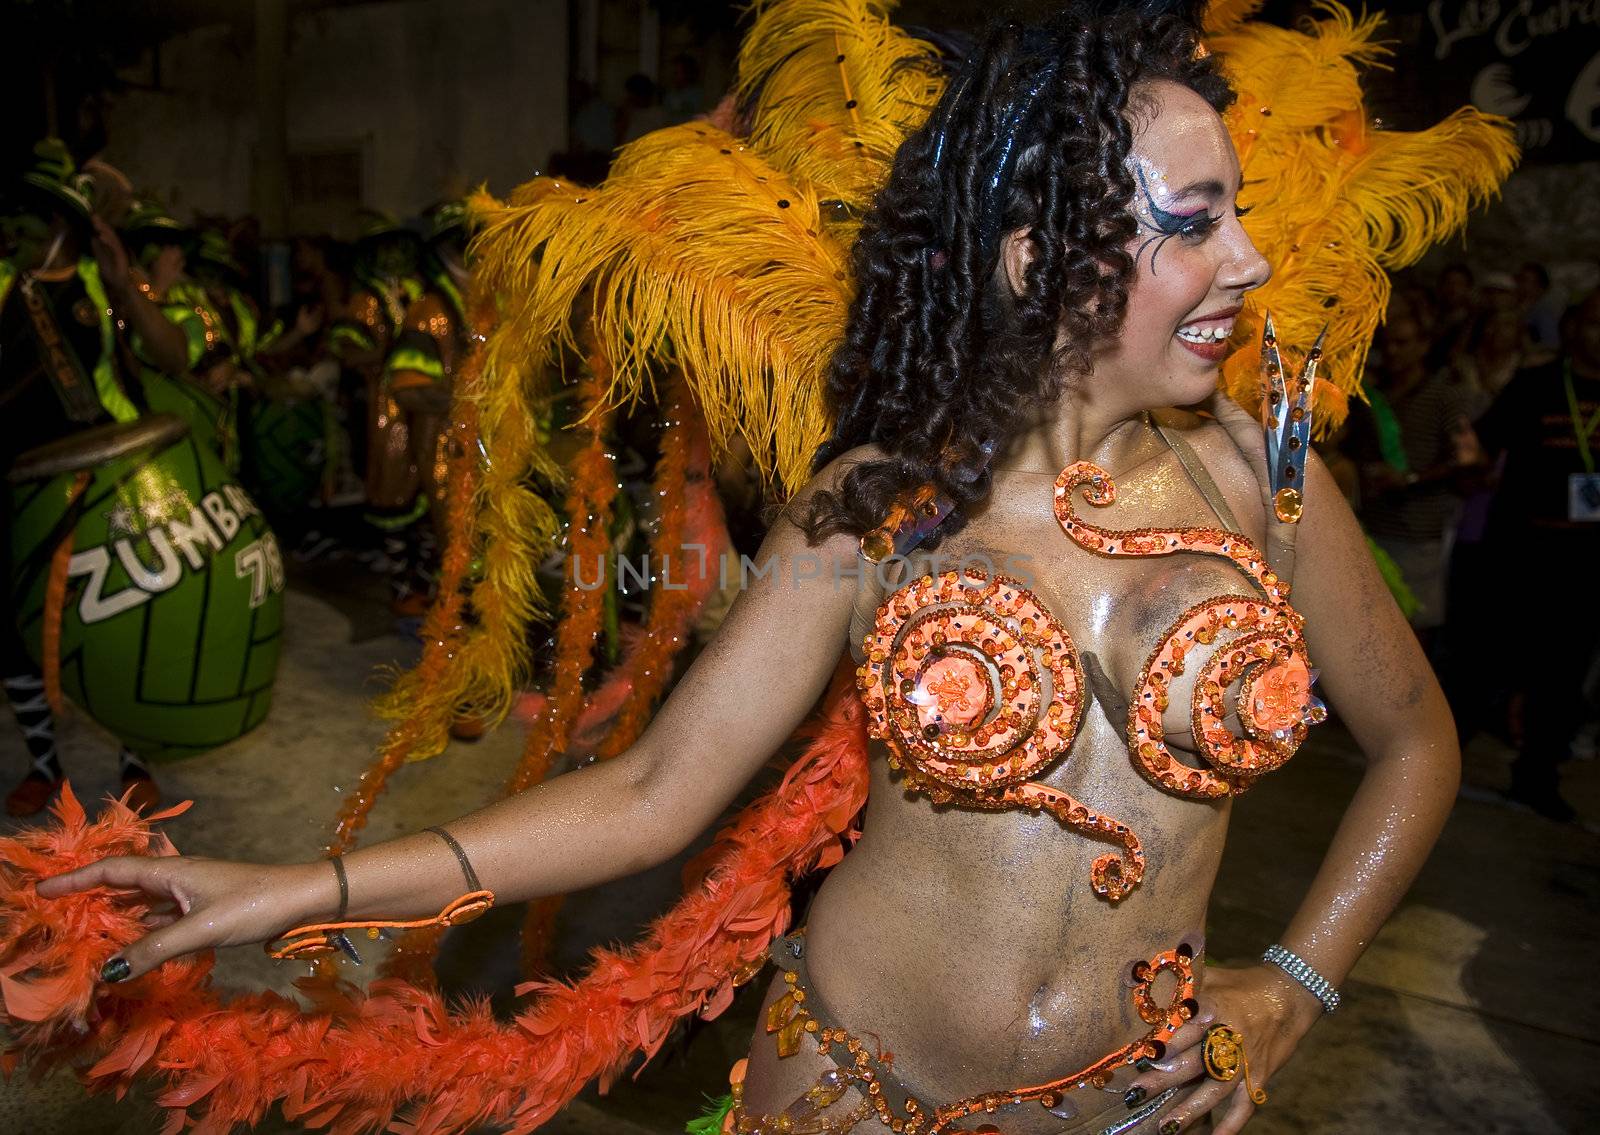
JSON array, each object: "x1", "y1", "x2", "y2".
[{"x1": 9, "y1": 414, "x2": 190, "y2": 483}]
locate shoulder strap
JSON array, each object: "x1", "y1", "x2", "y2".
[
  {"x1": 846, "y1": 552, "x2": 905, "y2": 665},
  {"x1": 1151, "y1": 416, "x2": 1241, "y2": 532},
  {"x1": 1195, "y1": 394, "x2": 1301, "y2": 585}
]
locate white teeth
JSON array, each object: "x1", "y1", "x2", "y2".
[{"x1": 1177, "y1": 323, "x2": 1234, "y2": 343}]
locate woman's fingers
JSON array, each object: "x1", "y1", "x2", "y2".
[
  {"x1": 1162, "y1": 1002, "x2": 1219, "y2": 1056},
  {"x1": 1209, "y1": 1080, "x2": 1259, "y2": 1135},
  {"x1": 1123, "y1": 1007, "x2": 1218, "y2": 1102},
  {"x1": 35, "y1": 855, "x2": 168, "y2": 899},
  {"x1": 140, "y1": 900, "x2": 182, "y2": 931},
  {"x1": 1152, "y1": 1079, "x2": 1241, "y2": 1134},
  {"x1": 1126, "y1": 1042, "x2": 1204, "y2": 1105},
  {"x1": 102, "y1": 909, "x2": 226, "y2": 983}
]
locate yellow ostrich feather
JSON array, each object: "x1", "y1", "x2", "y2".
[
  {"x1": 1203, "y1": 0, "x2": 1267, "y2": 36},
  {"x1": 372, "y1": 0, "x2": 1516, "y2": 759},
  {"x1": 1212, "y1": 3, "x2": 1517, "y2": 431},
  {"x1": 468, "y1": 123, "x2": 853, "y2": 492},
  {"x1": 734, "y1": 0, "x2": 943, "y2": 212},
  {"x1": 364, "y1": 203, "x2": 567, "y2": 760}
]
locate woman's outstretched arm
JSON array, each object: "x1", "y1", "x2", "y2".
[
  {"x1": 38, "y1": 452, "x2": 874, "y2": 980},
  {"x1": 1131, "y1": 449, "x2": 1461, "y2": 1133}
]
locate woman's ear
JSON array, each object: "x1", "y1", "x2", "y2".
[{"x1": 1000, "y1": 226, "x2": 1034, "y2": 298}]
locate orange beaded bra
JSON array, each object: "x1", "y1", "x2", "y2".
[{"x1": 851, "y1": 320, "x2": 1327, "y2": 904}]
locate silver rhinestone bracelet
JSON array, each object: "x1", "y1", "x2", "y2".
[{"x1": 1261, "y1": 944, "x2": 1340, "y2": 1013}]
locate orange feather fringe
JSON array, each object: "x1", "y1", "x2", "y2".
[
  {"x1": 328, "y1": 301, "x2": 494, "y2": 853},
  {"x1": 521, "y1": 371, "x2": 733, "y2": 965},
  {"x1": 42, "y1": 471, "x2": 91, "y2": 717},
  {"x1": 0, "y1": 666, "x2": 868, "y2": 1135},
  {"x1": 594, "y1": 370, "x2": 729, "y2": 761}
]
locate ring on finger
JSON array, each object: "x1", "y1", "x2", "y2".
[{"x1": 1201, "y1": 1024, "x2": 1267, "y2": 1104}]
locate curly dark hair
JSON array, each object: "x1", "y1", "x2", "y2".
[{"x1": 797, "y1": 4, "x2": 1233, "y2": 547}]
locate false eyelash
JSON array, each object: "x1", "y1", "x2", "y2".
[
  {"x1": 1177, "y1": 213, "x2": 1222, "y2": 239},
  {"x1": 1234, "y1": 204, "x2": 1254, "y2": 219}
]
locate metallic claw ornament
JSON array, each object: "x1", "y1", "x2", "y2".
[{"x1": 1260, "y1": 314, "x2": 1325, "y2": 524}]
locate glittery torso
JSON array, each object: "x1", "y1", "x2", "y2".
[{"x1": 740, "y1": 427, "x2": 1324, "y2": 1134}]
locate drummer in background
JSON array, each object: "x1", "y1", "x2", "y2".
[
  {"x1": 0, "y1": 140, "x2": 169, "y2": 816},
  {"x1": 327, "y1": 212, "x2": 426, "y2": 591},
  {"x1": 189, "y1": 228, "x2": 265, "y2": 394},
  {"x1": 121, "y1": 198, "x2": 242, "y2": 470},
  {"x1": 379, "y1": 201, "x2": 471, "y2": 617}
]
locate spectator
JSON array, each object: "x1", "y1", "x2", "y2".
[
  {"x1": 1346, "y1": 311, "x2": 1481, "y2": 642},
  {"x1": 1479, "y1": 269, "x2": 1520, "y2": 315},
  {"x1": 1516, "y1": 260, "x2": 1564, "y2": 352},
  {"x1": 1427, "y1": 262, "x2": 1476, "y2": 370},
  {"x1": 1473, "y1": 291, "x2": 1600, "y2": 821},
  {"x1": 1453, "y1": 308, "x2": 1527, "y2": 412},
  {"x1": 571, "y1": 79, "x2": 617, "y2": 155},
  {"x1": 617, "y1": 73, "x2": 671, "y2": 146},
  {"x1": 662, "y1": 54, "x2": 706, "y2": 123},
  {"x1": 555, "y1": 79, "x2": 618, "y2": 184}
]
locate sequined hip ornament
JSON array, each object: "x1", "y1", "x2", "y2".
[{"x1": 727, "y1": 940, "x2": 1199, "y2": 1134}]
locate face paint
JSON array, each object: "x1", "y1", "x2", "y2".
[
  {"x1": 1092, "y1": 82, "x2": 1270, "y2": 413},
  {"x1": 1127, "y1": 154, "x2": 1229, "y2": 276}
]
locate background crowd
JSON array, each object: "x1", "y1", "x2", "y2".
[{"x1": 1326, "y1": 263, "x2": 1600, "y2": 822}]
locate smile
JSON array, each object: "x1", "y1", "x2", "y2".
[
  {"x1": 1176, "y1": 321, "x2": 1234, "y2": 343},
  {"x1": 1175, "y1": 318, "x2": 1234, "y2": 362}
]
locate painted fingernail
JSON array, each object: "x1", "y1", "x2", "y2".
[
  {"x1": 1160, "y1": 1120, "x2": 1180, "y2": 1135},
  {"x1": 100, "y1": 957, "x2": 130, "y2": 983},
  {"x1": 1124, "y1": 1085, "x2": 1147, "y2": 1109},
  {"x1": 1135, "y1": 1057, "x2": 1155, "y2": 1073}
]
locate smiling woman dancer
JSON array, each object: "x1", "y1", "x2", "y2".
[{"x1": 37, "y1": 9, "x2": 1461, "y2": 1135}]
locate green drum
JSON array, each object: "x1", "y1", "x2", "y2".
[
  {"x1": 7, "y1": 415, "x2": 284, "y2": 761},
  {"x1": 246, "y1": 394, "x2": 330, "y2": 516},
  {"x1": 138, "y1": 370, "x2": 239, "y2": 474}
]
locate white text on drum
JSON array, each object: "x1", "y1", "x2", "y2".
[{"x1": 68, "y1": 486, "x2": 286, "y2": 624}]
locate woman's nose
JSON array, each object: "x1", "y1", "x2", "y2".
[{"x1": 1219, "y1": 224, "x2": 1271, "y2": 294}]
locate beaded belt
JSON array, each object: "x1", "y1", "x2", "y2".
[{"x1": 729, "y1": 930, "x2": 1199, "y2": 1135}]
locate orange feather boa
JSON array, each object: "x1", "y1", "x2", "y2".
[{"x1": 0, "y1": 664, "x2": 868, "y2": 1134}]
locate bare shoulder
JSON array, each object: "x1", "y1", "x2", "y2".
[
  {"x1": 821, "y1": 441, "x2": 892, "y2": 482},
  {"x1": 769, "y1": 441, "x2": 890, "y2": 552},
  {"x1": 779, "y1": 442, "x2": 891, "y2": 516},
  {"x1": 1150, "y1": 407, "x2": 1265, "y2": 528}
]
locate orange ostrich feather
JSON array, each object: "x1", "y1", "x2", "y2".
[
  {"x1": 521, "y1": 371, "x2": 732, "y2": 965},
  {"x1": 0, "y1": 667, "x2": 867, "y2": 1135},
  {"x1": 595, "y1": 370, "x2": 730, "y2": 759},
  {"x1": 328, "y1": 301, "x2": 494, "y2": 853},
  {"x1": 384, "y1": 339, "x2": 620, "y2": 983},
  {"x1": 511, "y1": 375, "x2": 730, "y2": 760},
  {"x1": 508, "y1": 331, "x2": 620, "y2": 798}
]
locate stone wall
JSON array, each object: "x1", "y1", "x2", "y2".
[{"x1": 102, "y1": 0, "x2": 567, "y2": 233}]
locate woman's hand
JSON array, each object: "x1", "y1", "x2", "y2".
[
  {"x1": 1124, "y1": 963, "x2": 1322, "y2": 1134},
  {"x1": 35, "y1": 856, "x2": 328, "y2": 982}
]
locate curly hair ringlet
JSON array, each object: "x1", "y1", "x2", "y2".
[{"x1": 797, "y1": 1, "x2": 1233, "y2": 552}]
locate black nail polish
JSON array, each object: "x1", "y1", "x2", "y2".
[
  {"x1": 1135, "y1": 1057, "x2": 1155, "y2": 1073},
  {"x1": 1124, "y1": 1085, "x2": 1147, "y2": 1109},
  {"x1": 1160, "y1": 1120, "x2": 1180, "y2": 1135},
  {"x1": 100, "y1": 957, "x2": 130, "y2": 983}
]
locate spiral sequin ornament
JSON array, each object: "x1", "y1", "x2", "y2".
[
  {"x1": 1054, "y1": 462, "x2": 1325, "y2": 800},
  {"x1": 856, "y1": 568, "x2": 1145, "y2": 900}
]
